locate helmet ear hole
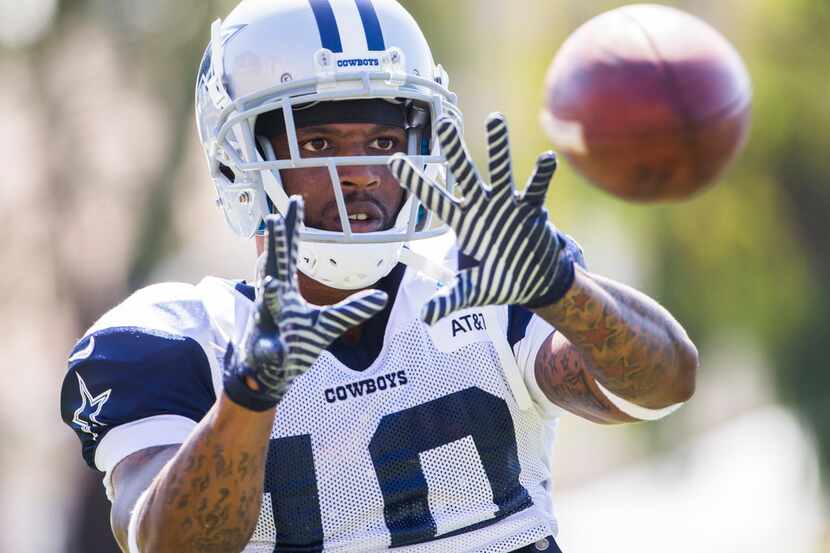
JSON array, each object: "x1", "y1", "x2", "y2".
[
  {"x1": 255, "y1": 109, "x2": 284, "y2": 143},
  {"x1": 219, "y1": 163, "x2": 235, "y2": 183}
]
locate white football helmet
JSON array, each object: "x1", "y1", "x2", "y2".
[{"x1": 195, "y1": 0, "x2": 460, "y2": 289}]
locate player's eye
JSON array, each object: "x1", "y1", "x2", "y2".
[
  {"x1": 370, "y1": 137, "x2": 398, "y2": 152},
  {"x1": 301, "y1": 138, "x2": 331, "y2": 153}
]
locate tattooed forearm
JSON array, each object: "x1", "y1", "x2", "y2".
[
  {"x1": 133, "y1": 395, "x2": 275, "y2": 553},
  {"x1": 534, "y1": 266, "x2": 698, "y2": 409},
  {"x1": 534, "y1": 333, "x2": 637, "y2": 424}
]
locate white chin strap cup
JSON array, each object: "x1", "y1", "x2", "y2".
[
  {"x1": 298, "y1": 240, "x2": 404, "y2": 290},
  {"x1": 293, "y1": 242, "x2": 455, "y2": 291}
]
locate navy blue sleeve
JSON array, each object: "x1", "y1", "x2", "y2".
[
  {"x1": 60, "y1": 326, "x2": 216, "y2": 469},
  {"x1": 506, "y1": 305, "x2": 535, "y2": 350}
]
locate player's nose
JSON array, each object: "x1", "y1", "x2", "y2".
[{"x1": 338, "y1": 166, "x2": 381, "y2": 189}]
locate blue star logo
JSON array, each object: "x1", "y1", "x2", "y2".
[{"x1": 72, "y1": 373, "x2": 111, "y2": 441}]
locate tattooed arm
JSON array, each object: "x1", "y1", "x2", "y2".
[
  {"x1": 107, "y1": 200, "x2": 383, "y2": 553},
  {"x1": 110, "y1": 394, "x2": 274, "y2": 553},
  {"x1": 532, "y1": 266, "x2": 698, "y2": 423}
]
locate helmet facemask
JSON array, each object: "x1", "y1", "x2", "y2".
[{"x1": 253, "y1": 98, "x2": 442, "y2": 289}]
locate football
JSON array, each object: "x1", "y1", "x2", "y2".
[{"x1": 541, "y1": 4, "x2": 752, "y2": 201}]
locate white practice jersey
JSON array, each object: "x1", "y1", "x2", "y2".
[{"x1": 60, "y1": 239, "x2": 565, "y2": 553}]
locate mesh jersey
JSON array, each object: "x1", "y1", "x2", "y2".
[{"x1": 60, "y1": 239, "x2": 565, "y2": 553}]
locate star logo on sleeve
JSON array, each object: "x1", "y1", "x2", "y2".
[{"x1": 72, "y1": 373, "x2": 112, "y2": 441}]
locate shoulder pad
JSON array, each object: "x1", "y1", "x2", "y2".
[
  {"x1": 61, "y1": 282, "x2": 220, "y2": 469},
  {"x1": 89, "y1": 282, "x2": 211, "y2": 340}
]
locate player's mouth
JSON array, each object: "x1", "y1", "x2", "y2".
[{"x1": 323, "y1": 199, "x2": 387, "y2": 233}]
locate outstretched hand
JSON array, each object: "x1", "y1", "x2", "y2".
[
  {"x1": 224, "y1": 197, "x2": 388, "y2": 411},
  {"x1": 389, "y1": 114, "x2": 576, "y2": 326}
]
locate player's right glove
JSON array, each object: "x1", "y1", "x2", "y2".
[
  {"x1": 389, "y1": 114, "x2": 579, "y2": 326},
  {"x1": 223, "y1": 197, "x2": 388, "y2": 411}
]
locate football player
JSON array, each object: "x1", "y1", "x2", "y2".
[{"x1": 60, "y1": 1, "x2": 698, "y2": 552}]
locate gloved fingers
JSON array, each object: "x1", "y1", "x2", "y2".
[
  {"x1": 262, "y1": 215, "x2": 282, "y2": 281},
  {"x1": 435, "y1": 117, "x2": 486, "y2": 202},
  {"x1": 389, "y1": 153, "x2": 460, "y2": 225},
  {"x1": 421, "y1": 268, "x2": 479, "y2": 326},
  {"x1": 317, "y1": 289, "x2": 389, "y2": 345},
  {"x1": 276, "y1": 286, "x2": 309, "y2": 327},
  {"x1": 521, "y1": 152, "x2": 557, "y2": 209},
  {"x1": 282, "y1": 196, "x2": 303, "y2": 285},
  {"x1": 485, "y1": 113, "x2": 515, "y2": 196},
  {"x1": 258, "y1": 275, "x2": 280, "y2": 330}
]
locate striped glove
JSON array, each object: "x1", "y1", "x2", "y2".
[
  {"x1": 223, "y1": 197, "x2": 388, "y2": 411},
  {"x1": 389, "y1": 114, "x2": 577, "y2": 326}
]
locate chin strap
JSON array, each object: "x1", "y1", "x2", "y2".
[{"x1": 398, "y1": 247, "x2": 455, "y2": 285}]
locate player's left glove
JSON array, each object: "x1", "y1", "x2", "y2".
[
  {"x1": 390, "y1": 113, "x2": 578, "y2": 325},
  {"x1": 223, "y1": 197, "x2": 388, "y2": 411}
]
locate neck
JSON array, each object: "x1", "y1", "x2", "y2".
[
  {"x1": 257, "y1": 235, "x2": 359, "y2": 306},
  {"x1": 255, "y1": 236, "x2": 380, "y2": 344},
  {"x1": 299, "y1": 273, "x2": 369, "y2": 344},
  {"x1": 297, "y1": 272, "x2": 359, "y2": 306}
]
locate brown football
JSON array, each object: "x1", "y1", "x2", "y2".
[{"x1": 541, "y1": 4, "x2": 752, "y2": 201}]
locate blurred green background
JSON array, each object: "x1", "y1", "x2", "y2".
[{"x1": 2, "y1": 0, "x2": 828, "y2": 551}]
